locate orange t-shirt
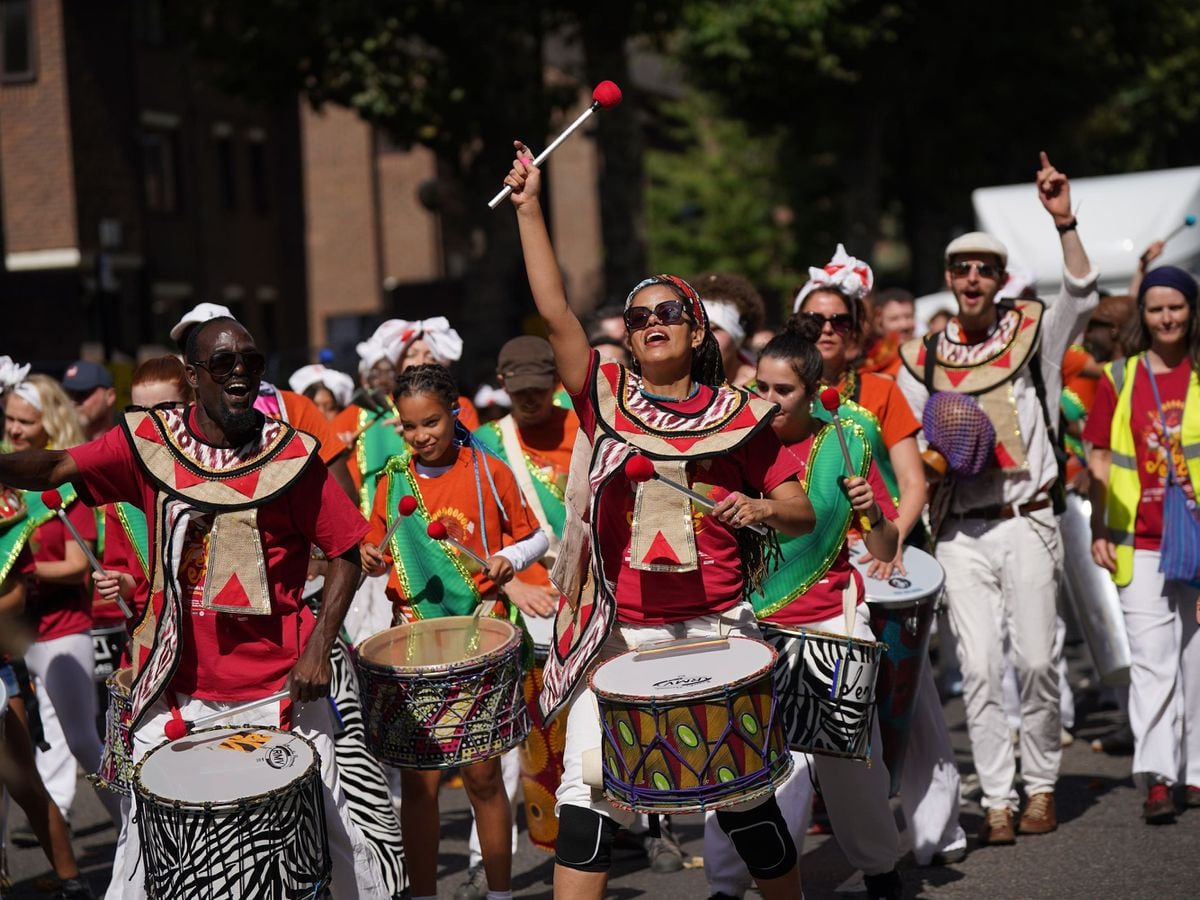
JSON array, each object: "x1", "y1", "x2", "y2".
[
  {"x1": 368, "y1": 447, "x2": 540, "y2": 608},
  {"x1": 280, "y1": 390, "x2": 345, "y2": 465},
  {"x1": 845, "y1": 371, "x2": 921, "y2": 449}
]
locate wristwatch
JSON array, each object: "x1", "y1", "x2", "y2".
[{"x1": 1055, "y1": 217, "x2": 1078, "y2": 234}]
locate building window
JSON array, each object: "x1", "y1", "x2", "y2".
[
  {"x1": 0, "y1": 0, "x2": 35, "y2": 82},
  {"x1": 216, "y1": 135, "x2": 238, "y2": 211},
  {"x1": 141, "y1": 130, "x2": 181, "y2": 214},
  {"x1": 248, "y1": 139, "x2": 270, "y2": 214}
]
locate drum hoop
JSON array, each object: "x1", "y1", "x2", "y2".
[
  {"x1": 864, "y1": 589, "x2": 942, "y2": 610},
  {"x1": 587, "y1": 638, "x2": 780, "y2": 703},
  {"x1": 759, "y1": 623, "x2": 885, "y2": 651},
  {"x1": 108, "y1": 667, "x2": 134, "y2": 693},
  {"x1": 604, "y1": 752, "x2": 795, "y2": 816},
  {"x1": 132, "y1": 725, "x2": 322, "y2": 811},
  {"x1": 355, "y1": 619, "x2": 523, "y2": 676}
]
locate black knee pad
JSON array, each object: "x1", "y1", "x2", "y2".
[
  {"x1": 716, "y1": 796, "x2": 797, "y2": 881},
  {"x1": 555, "y1": 804, "x2": 621, "y2": 872}
]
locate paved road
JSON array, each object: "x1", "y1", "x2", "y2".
[{"x1": 6, "y1": 645, "x2": 1199, "y2": 898}]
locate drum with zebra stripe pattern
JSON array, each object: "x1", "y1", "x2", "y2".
[
  {"x1": 760, "y1": 624, "x2": 884, "y2": 762},
  {"x1": 133, "y1": 726, "x2": 330, "y2": 899}
]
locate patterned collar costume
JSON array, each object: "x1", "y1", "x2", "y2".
[
  {"x1": 119, "y1": 407, "x2": 319, "y2": 729},
  {"x1": 538, "y1": 360, "x2": 778, "y2": 720},
  {"x1": 0, "y1": 485, "x2": 75, "y2": 582}
]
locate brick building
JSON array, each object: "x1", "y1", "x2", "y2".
[{"x1": 0, "y1": 0, "x2": 307, "y2": 372}]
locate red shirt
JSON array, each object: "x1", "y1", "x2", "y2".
[
  {"x1": 763, "y1": 434, "x2": 897, "y2": 627},
  {"x1": 28, "y1": 499, "x2": 96, "y2": 642},
  {"x1": 572, "y1": 352, "x2": 804, "y2": 625},
  {"x1": 1083, "y1": 359, "x2": 1196, "y2": 550},
  {"x1": 68, "y1": 409, "x2": 368, "y2": 701}
]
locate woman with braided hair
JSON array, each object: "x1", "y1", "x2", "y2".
[
  {"x1": 504, "y1": 142, "x2": 814, "y2": 900},
  {"x1": 361, "y1": 363, "x2": 548, "y2": 900}
]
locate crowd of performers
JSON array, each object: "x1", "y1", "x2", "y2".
[{"x1": 0, "y1": 145, "x2": 1197, "y2": 900}]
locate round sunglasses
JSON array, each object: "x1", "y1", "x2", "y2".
[
  {"x1": 624, "y1": 299, "x2": 693, "y2": 332},
  {"x1": 192, "y1": 350, "x2": 267, "y2": 383}
]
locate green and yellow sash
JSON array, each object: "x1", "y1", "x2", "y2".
[
  {"x1": 356, "y1": 406, "x2": 409, "y2": 516},
  {"x1": 472, "y1": 421, "x2": 566, "y2": 539},
  {"x1": 114, "y1": 501, "x2": 149, "y2": 579},
  {"x1": 0, "y1": 485, "x2": 78, "y2": 582},
  {"x1": 751, "y1": 422, "x2": 870, "y2": 619}
]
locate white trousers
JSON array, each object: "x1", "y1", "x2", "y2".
[
  {"x1": 555, "y1": 603, "x2": 765, "y2": 826},
  {"x1": 24, "y1": 632, "x2": 123, "y2": 826},
  {"x1": 467, "y1": 746, "x2": 521, "y2": 868},
  {"x1": 106, "y1": 693, "x2": 389, "y2": 900},
  {"x1": 1120, "y1": 549, "x2": 1200, "y2": 792},
  {"x1": 936, "y1": 508, "x2": 1063, "y2": 809},
  {"x1": 701, "y1": 604, "x2": 900, "y2": 887},
  {"x1": 1002, "y1": 615, "x2": 1074, "y2": 732}
]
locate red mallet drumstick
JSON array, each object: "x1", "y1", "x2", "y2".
[
  {"x1": 488, "y1": 80, "x2": 622, "y2": 210},
  {"x1": 427, "y1": 521, "x2": 491, "y2": 569},
  {"x1": 624, "y1": 454, "x2": 768, "y2": 536},
  {"x1": 163, "y1": 690, "x2": 291, "y2": 740},
  {"x1": 378, "y1": 495, "x2": 419, "y2": 549},
  {"x1": 42, "y1": 490, "x2": 134, "y2": 620},
  {"x1": 818, "y1": 389, "x2": 872, "y2": 533}
]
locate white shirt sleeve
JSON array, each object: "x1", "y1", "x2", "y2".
[{"x1": 493, "y1": 528, "x2": 549, "y2": 571}]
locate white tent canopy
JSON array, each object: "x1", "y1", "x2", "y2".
[{"x1": 971, "y1": 166, "x2": 1200, "y2": 296}]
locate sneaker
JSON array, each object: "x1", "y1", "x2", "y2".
[
  {"x1": 863, "y1": 868, "x2": 903, "y2": 900},
  {"x1": 1185, "y1": 785, "x2": 1200, "y2": 808},
  {"x1": 1090, "y1": 722, "x2": 1134, "y2": 755},
  {"x1": 644, "y1": 819, "x2": 685, "y2": 874},
  {"x1": 1143, "y1": 783, "x2": 1176, "y2": 824},
  {"x1": 1018, "y1": 792, "x2": 1057, "y2": 834},
  {"x1": 929, "y1": 845, "x2": 968, "y2": 865},
  {"x1": 1060, "y1": 728, "x2": 1075, "y2": 748},
  {"x1": 979, "y1": 806, "x2": 1015, "y2": 845},
  {"x1": 452, "y1": 863, "x2": 488, "y2": 900},
  {"x1": 57, "y1": 879, "x2": 96, "y2": 900}
]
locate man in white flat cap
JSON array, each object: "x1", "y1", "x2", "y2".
[{"x1": 895, "y1": 152, "x2": 1099, "y2": 846}]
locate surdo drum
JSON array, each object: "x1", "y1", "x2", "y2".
[
  {"x1": 588, "y1": 636, "x2": 792, "y2": 814},
  {"x1": 355, "y1": 616, "x2": 531, "y2": 769},
  {"x1": 133, "y1": 726, "x2": 330, "y2": 900}
]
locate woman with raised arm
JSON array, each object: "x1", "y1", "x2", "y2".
[{"x1": 505, "y1": 142, "x2": 814, "y2": 900}]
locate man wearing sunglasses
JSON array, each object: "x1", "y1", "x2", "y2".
[
  {"x1": 896, "y1": 152, "x2": 1099, "y2": 847},
  {"x1": 0, "y1": 317, "x2": 391, "y2": 899}
]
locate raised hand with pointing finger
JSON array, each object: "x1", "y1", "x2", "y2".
[{"x1": 1036, "y1": 150, "x2": 1074, "y2": 225}]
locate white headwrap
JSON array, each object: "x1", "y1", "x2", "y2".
[
  {"x1": 0, "y1": 356, "x2": 39, "y2": 411},
  {"x1": 397, "y1": 316, "x2": 463, "y2": 364},
  {"x1": 702, "y1": 300, "x2": 746, "y2": 345},
  {"x1": 792, "y1": 243, "x2": 875, "y2": 313},
  {"x1": 473, "y1": 384, "x2": 511, "y2": 410},
  {"x1": 289, "y1": 364, "x2": 355, "y2": 408}
]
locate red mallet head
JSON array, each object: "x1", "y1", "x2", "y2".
[
  {"x1": 398, "y1": 495, "x2": 419, "y2": 517},
  {"x1": 624, "y1": 454, "x2": 656, "y2": 484},
  {"x1": 592, "y1": 81, "x2": 622, "y2": 109},
  {"x1": 426, "y1": 521, "x2": 449, "y2": 541},
  {"x1": 163, "y1": 718, "x2": 189, "y2": 741},
  {"x1": 819, "y1": 388, "x2": 841, "y2": 414},
  {"x1": 710, "y1": 487, "x2": 730, "y2": 504},
  {"x1": 41, "y1": 489, "x2": 64, "y2": 510}
]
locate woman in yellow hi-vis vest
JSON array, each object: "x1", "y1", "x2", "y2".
[{"x1": 1086, "y1": 265, "x2": 1200, "y2": 826}]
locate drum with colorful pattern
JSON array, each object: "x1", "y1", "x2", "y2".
[
  {"x1": 92, "y1": 667, "x2": 133, "y2": 795},
  {"x1": 589, "y1": 636, "x2": 792, "y2": 814}
]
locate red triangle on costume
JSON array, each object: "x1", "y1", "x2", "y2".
[
  {"x1": 275, "y1": 435, "x2": 308, "y2": 461},
  {"x1": 994, "y1": 350, "x2": 1013, "y2": 369},
  {"x1": 210, "y1": 572, "x2": 253, "y2": 609},
  {"x1": 916, "y1": 345, "x2": 927, "y2": 365},
  {"x1": 1021, "y1": 316, "x2": 1037, "y2": 332},
  {"x1": 669, "y1": 434, "x2": 702, "y2": 452},
  {"x1": 994, "y1": 443, "x2": 1017, "y2": 469},
  {"x1": 222, "y1": 468, "x2": 262, "y2": 498},
  {"x1": 641, "y1": 530, "x2": 682, "y2": 566},
  {"x1": 173, "y1": 461, "x2": 208, "y2": 490},
  {"x1": 945, "y1": 369, "x2": 971, "y2": 387},
  {"x1": 135, "y1": 415, "x2": 161, "y2": 442},
  {"x1": 613, "y1": 407, "x2": 638, "y2": 435},
  {"x1": 728, "y1": 405, "x2": 761, "y2": 431}
]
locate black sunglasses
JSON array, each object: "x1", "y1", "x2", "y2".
[
  {"x1": 192, "y1": 350, "x2": 267, "y2": 382},
  {"x1": 948, "y1": 260, "x2": 1002, "y2": 280},
  {"x1": 624, "y1": 299, "x2": 693, "y2": 332},
  {"x1": 800, "y1": 311, "x2": 855, "y2": 335}
]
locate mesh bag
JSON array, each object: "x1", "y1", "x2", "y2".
[{"x1": 922, "y1": 391, "x2": 996, "y2": 477}]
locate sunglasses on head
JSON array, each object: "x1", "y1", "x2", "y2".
[
  {"x1": 192, "y1": 350, "x2": 267, "y2": 382},
  {"x1": 948, "y1": 260, "x2": 1002, "y2": 280},
  {"x1": 624, "y1": 299, "x2": 693, "y2": 332},
  {"x1": 800, "y1": 311, "x2": 855, "y2": 335}
]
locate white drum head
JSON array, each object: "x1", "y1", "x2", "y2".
[
  {"x1": 524, "y1": 613, "x2": 554, "y2": 652},
  {"x1": 591, "y1": 636, "x2": 775, "y2": 702},
  {"x1": 851, "y1": 543, "x2": 945, "y2": 607},
  {"x1": 357, "y1": 616, "x2": 519, "y2": 672},
  {"x1": 137, "y1": 726, "x2": 316, "y2": 805}
]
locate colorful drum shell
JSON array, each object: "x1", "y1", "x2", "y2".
[
  {"x1": 518, "y1": 662, "x2": 566, "y2": 853},
  {"x1": 133, "y1": 726, "x2": 331, "y2": 900},
  {"x1": 91, "y1": 623, "x2": 128, "y2": 683},
  {"x1": 760, "y1": 624, "x2": 884, "y2": 762},
  {"x1": 589, "y1": 636, "x2": 793, "y2": 815},
  {"x1": 93, "y1": 667, "x2": 133, "y2": 796},
  {"x1": 853, "y1": 543, "x2": 944, "y2": 795},
  {"x1": 355, "y1": 616, "x2": 531, "y2": 770}
]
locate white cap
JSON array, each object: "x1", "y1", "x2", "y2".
[
  {"x1": 170, "y1": 302, "x2": 236, "y2": 342},
  {"x1": 289, "y1": 364, "x2": 355, "y2": 408},
  {"x1": 944, "y1": 232, "x2": 1008, "y2": 267}
]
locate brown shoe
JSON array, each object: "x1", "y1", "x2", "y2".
[
  {"x1": 979, "y1": 806, "x2": 1016, "y2": 845},
  {"x1": 1019, "y1": 792, "x2": 1057, "y2": 834}
]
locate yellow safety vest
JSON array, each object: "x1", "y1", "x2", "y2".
[{"x1": 1103, "y1": 354, "x2": 1200, "y2": 586}]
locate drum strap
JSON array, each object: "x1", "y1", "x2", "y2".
[
  {"x1": 1, "y1": 487, "x2": 70, "y2": 582},
  {"x1": 495, "y1": 414, "x2": 562, "y2": 565},
  {"x1": 357, "y1": 404, "x2": 409, "y2": 516}
]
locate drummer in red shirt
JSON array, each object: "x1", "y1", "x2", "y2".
[{"x1": 0, "y1": 318, "x2": 389, "y2": 900}]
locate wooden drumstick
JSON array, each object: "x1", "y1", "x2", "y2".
[
  {"x1": 623, "y1": 454, "x2": 768, "y2": 536},
  {"x1": 42, "y1": 490, "x2": 134, "y2": 620}
]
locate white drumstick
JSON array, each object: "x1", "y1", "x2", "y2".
[{"x1": 190, "y1": 691, "x2": 290, "y2": 730}]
